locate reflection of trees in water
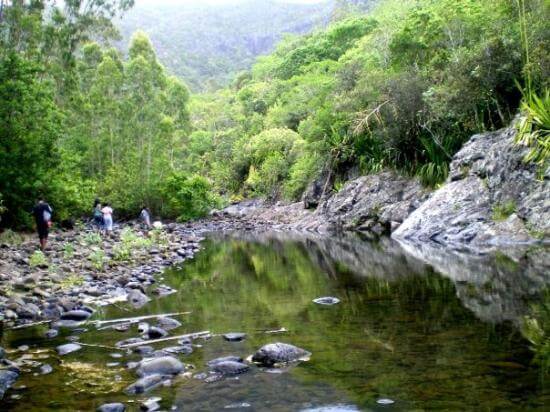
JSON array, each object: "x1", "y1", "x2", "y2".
[{"x1": 166, "y1": 233, "x2": 548, "y2": 409}]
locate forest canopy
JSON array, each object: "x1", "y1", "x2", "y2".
[{"x1": 0, "y1": 0, "x2": 548, "y2": 228}]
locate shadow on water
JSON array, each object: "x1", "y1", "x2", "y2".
[{"x1": 1, "y1": 231, "x2": 549, "y2": 411}]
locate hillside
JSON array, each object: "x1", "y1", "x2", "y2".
[{"x1": 115, "y1": 0, "x2": 376, "y2": 90}]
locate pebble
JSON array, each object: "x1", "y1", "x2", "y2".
[
  {"x1": 97, "y1": 403, "x2": 126, "y2": 412},
  {"x1": 376, "y1": 398, "x2": 395, "y2": 405}
]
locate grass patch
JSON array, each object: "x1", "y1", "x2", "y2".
[
  {"x1": 29, "y1": 251, "x2": 48, "y2": 268},
  {"x1": 492, "y1": 201, "x2": 517, "y2": 222},
  {"x1": 0, "y1": 229, "x2": 23, "y2": 246}
]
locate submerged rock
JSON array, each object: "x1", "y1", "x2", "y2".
[
  {"x1": 127, "y1": 290, "x2": 150, "y2": 309},
  {"x1": 60, "y1": 310, "x2": 91, "y2": 322},
  {"x1": 45, "y1": 329, "x2": 59, "y2": 338},
  {"x1": 156, "y1": 317, "x2": 181, "y2": 331},
  {"x1": 0, "y1": 370, "x2": 19, "y2": 400},
  {"x1": 207, "y1": 356, "x2": 243, "y2": 367},
  {"x1": 211, "y1": 361, "x2": 250, "y2": 375},
  {"x1": 125, "y1": 374, "x2": 166, "y2": 395},
  {"x1": 56, "y1": 343, "x2": 82, "y2": 356},
  {"x1": 252, "y1": 343, "x2": 311, "y2": 366},
  {"x1": 223, "y1": 333, "x2": 246, "y2": 342},
  {"x1": 313, "y1": 297, "x2": 340, "y2": 305},
  {"x1": 136, "y1": 356, "x2": 184, "y2": 377},
  {"x1": 97, "y1": 403, "x2": 126, "y2": 412}
]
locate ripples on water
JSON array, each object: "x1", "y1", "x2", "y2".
[{"x1": 1, "y1": 232, "x2": 549, "y2": 410}]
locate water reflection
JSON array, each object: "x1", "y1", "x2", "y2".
[{"x1": 1, "y1": 232, "x2": 549, "y2": 411}]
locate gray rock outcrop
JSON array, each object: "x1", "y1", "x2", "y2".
[{"x1": 394, "y1": 125, "x2": 549, "y2": 249}]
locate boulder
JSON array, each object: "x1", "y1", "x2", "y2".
[
  {"x1": 252, "y1": 342, "x2": 311, "y2": 366},
  {"x1": 136, "y1": 356, "x2": 184, "y2": 377},
  {"x1": 394, "y1": 125, "x2": 549, "y2": 249},
  {"x1": 56, "y1": 343, "x2": 82, "y2": 355},
  {"x1": 125, "y1": 374, "x2": 166, "y2": 395}
]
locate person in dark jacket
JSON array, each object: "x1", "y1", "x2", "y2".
[{"x1": 33, "y1": 197, "x2": 53, "y2": 251}]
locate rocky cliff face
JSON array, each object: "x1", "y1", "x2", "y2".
[
  {"x1": 220, "y1": 123, "x2": 548, "y2": 249},
  {"x1": 393, "y1": 125, "x2": 549, "y2": 250}
]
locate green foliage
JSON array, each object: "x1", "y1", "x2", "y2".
[
  {"x1": 88, "y1": 248, "x2": 107, "y2": 271},
  {"x1": 187, "y1": 0, "x2": 548, "y2": 200},
  {"x1": 0, "y1": 229, "x2": 24, "y2": 246},
  {"x1": 161, "y1": 173, "x2": 220, "y2": 222},
  {"x1": 82, "y1": 232, "x2": 102, "y2": 246},
  {"x1": 516, "y1": 89, "x2": 550, "y2": 165},
  {"x1": 29, "y1": 251, "x2": 48, "y2": 268},
  {"x1": 522, "y1": 290, "x2": 550, "y2": 380},
  {"x1": 63, "y1": 243, "x2": 76, "y2": 259},
  {"x1": 0, "y1": 53, "x2": 62, "y2": 228},
  {"x1": 492, "y1": 201, "x2": 517, "y2": 221}
]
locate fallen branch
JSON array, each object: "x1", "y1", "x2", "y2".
[
  {"x1": 8, "y1": 320, "x2": 52, "y2": 330},
  {"x1": 78, "y1": 342, "x2": 119, "y2": 350},
  {"x1": 92, "y1": 312, "x2": 191, "y2": 327},
  {"x1": 118, "y1": 330, "x2": 210, "y2": 348}
]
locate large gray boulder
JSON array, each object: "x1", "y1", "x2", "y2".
[
  {"x1": 252, "y1": 342, "x2": 311, "y2": 366},
  {"x1": 294, "y1": 171, "x2": 428, "y2": 234},
  {"x1": 394, "y1": 125, "x2": 549, "y2": 249},
  {"x1": 136, "y1": 356, "x2": 184, "y2": 377}
]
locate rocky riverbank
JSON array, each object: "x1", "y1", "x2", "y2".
[
  {"x1": 219, "y1": 122, "x2": 549, "y2": 250},
  {"x1": 0, "y1": 217, "x2": 279, "y2": 328}
]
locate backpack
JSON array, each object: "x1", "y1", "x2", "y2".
[{"x1": 43, "y1": 209, "x2": 51, "y2": 222}]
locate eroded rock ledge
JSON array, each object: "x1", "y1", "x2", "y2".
[
  {"x1": 393, "y1": 125, "x2": 549, "y2": 249},
  {"x1": 221, "y1": 123, "x2": 549, "y2": 249}
]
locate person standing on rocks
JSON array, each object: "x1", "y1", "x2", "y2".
[
  {"x1": 33, "y1": 197, "x2": 53, "y2": 251},
  {"x1": 140, "y1": 206, "x2": 152, "y2": 232},
  {"x1": 93, "y1": 198, "x2": 103, "y2": 230},
  {"x1": 101, "y1": 202, "x2": 114, "y2": 237}
]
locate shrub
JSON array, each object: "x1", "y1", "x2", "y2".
[
  {"x1": 29, "y1": 251, "x2": 48, "y2": 268},
  {"x1": 161, "y1": 173, "x2": 220, "y2": 221},
  {"x1": 516, "y1": 89, "x2": 550, "y2": 166}
]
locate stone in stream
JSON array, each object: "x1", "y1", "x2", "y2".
[
  {"x1": 161, "y1": 345, "x2": 193, "y2": 355},
  {"x1": 140, "y1": 397, "x2": 161, "y2": 411},
  {"x1": 144, "y1": 327, "x2": 168, "y2": 340},
  {"x1": 136, "y1": 356, "x2": 184, "y2": 377},
  {"x1": 0, "y1": 370, "x2": 19, "y2": 400},
  {"x1": 39, "y1": 364, "x2": 53, "y2": 375},
  {"x1": 115, "y1": 323, "x2": 131, "y2": 332},
  {"x1": 210, "y1": 361, "x2": 250, "y2": 375},
  {"x1": 0, "y1": 347, "x2": 5, "y2": 360},
  {"x1": 138, "y1": 322, "x2": 150, "y2": 334},
  {"x1": 44, "y1": 329, "x2": 59, "y2": 339},
  {"x1": 127, "y1": 290, "x2": 150, "y2": 309},
  {"x1": 251, "y1": 343, "x2": 311, "y2": 366},
  {"x1": 60, "y1": 309, "x2": 92, "y2": 322},
  {"x1": 116, "y1": 337, "x2": 144, "y2": 348},
  {"x1": 97, "y1": 402, "x2": 126, "y2": 412},
  {"x1": 223, "y1": 333, "x2": 246, "y2": 342},
  {"x1": 312, "y1": 296, "x2": 340, "y2": 305},
  {"x1": 207, "y1": 356, "x2": 243, "y2": 367},
  {"x1": 134, "y1": 346, "x2": 154, "y2": 356},
  {"x1": 376, "y1": 398, "x2": 395, "y2": 405},
  {"x1": 156, "y1": 317, "x2": 181, "y2": 331},
  {"x1": 125, "y1": 374, "x2": 166, "y2": 395},
  {"x1": 56, "y1": 343, "x2": 82, "y2": 356}
]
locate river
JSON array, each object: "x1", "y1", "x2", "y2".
[{"x1": 1, "y1": 231, "x2": 548, "y2": 411}]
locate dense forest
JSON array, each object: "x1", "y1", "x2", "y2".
[
  {"x1": 0, "y1": 0, "x2": 548, "y2": 229},
  {"x1": 116, "y1": 0, "x2": 378, "y2": 91}
]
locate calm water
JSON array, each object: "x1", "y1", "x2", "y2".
[{"x1": 1, "y1": 232, "x2": 549, "y2": 411}]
